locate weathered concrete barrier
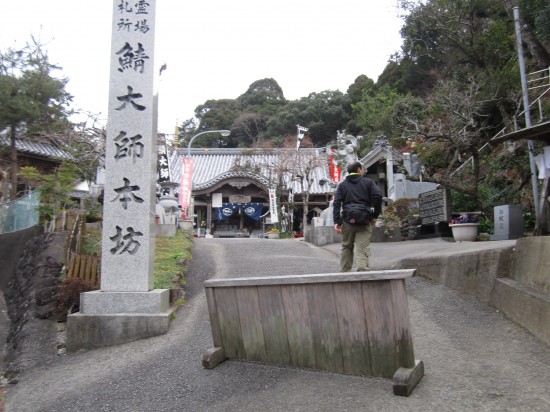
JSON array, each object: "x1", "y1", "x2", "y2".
[
  {"x1": 399, "y1": 237, "x2": 550, "y2": 346},
  {"x1": 490, "y1": 236, "x2": 550, "y2": 345},
  {"x1": 203, "y1": 270, "x2": 424, "y2": 396}
]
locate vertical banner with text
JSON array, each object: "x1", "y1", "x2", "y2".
[
  {"x1": 269, "y1": 187, "x2": 279, "y2": 223},
  {"x1": 179, "y1": 157, "x2": 194, "y2": 219},
  {"x1": 329, "y1": 154, "x2": 342, "y2": 183}
]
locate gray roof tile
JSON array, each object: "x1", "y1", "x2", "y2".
[
  {"x1": 169, "y1": 147, "x2": 335, "y2": 195},
  {"x1": 0, "y1": 136, "x2": 72, "y2": 160}
]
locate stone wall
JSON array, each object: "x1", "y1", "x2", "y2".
[
  {"x1": 2, "y1": 232, "x2": 65, "y2": 379},
  {"x1": 305, "y1": 225, "x2": 403, "y2": 246},
  {"x1": 304, "y1": 226, "x2": 341, "y2": 246},
  {"x1": 0, "y1": 225, "x2": 43, "y2": 291}
]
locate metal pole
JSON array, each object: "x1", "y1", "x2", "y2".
[
  {"x1": 186, "y1": 130, "x2": 230, "y2": 157},
  {"x1": 513, "y1": 6, "x2": 540, "y2": 218},
  {"x1": 185, "y1": 130, "x2": 230, "y2": 234}
]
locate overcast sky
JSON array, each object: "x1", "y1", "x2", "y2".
[{"x1": 1, "y1": 1, "x2": 404, "y2": 135}]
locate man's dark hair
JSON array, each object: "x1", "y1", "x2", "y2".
[{"x1": 347, "y1": 161, "x2": 363, "y2": 174}]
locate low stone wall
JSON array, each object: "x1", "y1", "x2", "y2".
[
  {"x1": 490, "y1": 237, "x2": 550, "y2": 345},
  {"x1": 509, "y1": 237, "x2": 550, "y2": 294},
  {"x1": 0, "y1": 225, "x2": 43, "y2": 291},
  {"x1": 371, "y1": 226, "x2": 402, "y2": 243},
  {"x1": 154, "y1": 223, "x2": 176, "y2": 237},
  {"x1": 304, "y1": 226, "x2": 341, "y2": 246},
  {"x1": 305, "y1": 225, "x2": 402, "y2": 246},
  {"x1": 399, "y1": 237, "x2": 550, "y2": 346},
  {"x1": 399, "y1": 247, "x2": 514, "y2": 304}
]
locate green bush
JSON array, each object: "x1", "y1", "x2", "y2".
[
  {"x1": 81, "y1": 227, "x2": 194, "y2": 290},
  {"x1": 154, "y1": 230, "x2": 193, "y2": 289},
  {"x1": 478, "y1": 217, "x2": 493, "y2": 234}
]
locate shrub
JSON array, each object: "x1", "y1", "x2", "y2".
[
  {"x1": 54, "y1": 277, "x2": 95, "y2": 320},
  {"x1": 379, "y1": 203, "x2": 401, "y2": 235}
]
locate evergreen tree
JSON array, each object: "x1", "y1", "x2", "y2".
[{"x1": 0, "y1": 38, "x2": 72, "y2": 199}]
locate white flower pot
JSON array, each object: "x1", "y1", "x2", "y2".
[
  {"x1": 449, "y1": 223, "x2": 479, "y2": 242},
  {"x1": 267, "y1": 232, "x2": 280, "y2": 239},
  {"x1": 178, "y1": 219, "x2": 193, "y2": 231}
]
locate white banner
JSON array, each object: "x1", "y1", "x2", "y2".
[
  {"x1": 212, "y1": 192, "x2": 223, "y2": 208},
  {"x1": 269, "y1": 187, "x2": 279, "y2": 223},
  {"x1": 296, "y1": 124, "x2": 309, "y2": 150}
]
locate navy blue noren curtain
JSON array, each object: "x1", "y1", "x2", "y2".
[{"x1": 214, "y1": 203, "x2": 264, "y2": 221}]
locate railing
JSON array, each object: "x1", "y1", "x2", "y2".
[
  {"x1": 451, "y1": 67, "x2": 550, "y2": 178},
  {"x1": 0, "y1": 190, "x2": 40, "y2": 234}
]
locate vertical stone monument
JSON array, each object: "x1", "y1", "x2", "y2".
[
  {"x1": 491, "y1": 205, "x2": 524, "y2": 240},
  {"x1": 67, "y1": 0, "x2": 174, "y2": 351}
]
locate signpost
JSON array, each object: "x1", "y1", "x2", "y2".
[{"x1": 419, "y1": 188, "x2": 452, "y2": 225}]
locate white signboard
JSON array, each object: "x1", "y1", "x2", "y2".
[{"x1": 212, "y1": 193, "x2": 223, "y2": 208}]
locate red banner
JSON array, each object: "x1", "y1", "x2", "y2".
[
  {"x1": 179, "y1": 157, "x2": 194, "y2": 218},
  {"x1": 330, "y1": 155, "x2": 342, "y2": 183}
]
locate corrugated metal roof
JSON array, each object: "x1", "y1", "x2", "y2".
[
  {"x1": 0, "y1": 136, "x2": 73, "y2": 160},
  {"x1": 169, "y1": 147, "x2": 334, "y2": 195}
]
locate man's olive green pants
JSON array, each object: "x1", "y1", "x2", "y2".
[{"x1": 340, "y1": 222, "x2": 373, "y2": 272}]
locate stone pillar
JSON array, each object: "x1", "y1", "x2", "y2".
[
  {"x1": 67, "y1": 0, "x2": 173, "y2": 352},
  {"x1": 491, "y1": 205, "x2": 524, "y2": 240}
]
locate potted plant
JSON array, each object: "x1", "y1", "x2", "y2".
[
  {"x1": 449, "y1": 213, "x2": 480, "y2": 242},
  {"x1": 266, "y1": 227, "x2": 280, "y2": 239}
]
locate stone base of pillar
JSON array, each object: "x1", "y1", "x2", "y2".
[{"x1": 66, "y1": 289, "x2": 174, "y2": 351}]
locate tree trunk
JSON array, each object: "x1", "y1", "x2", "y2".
[
  {"x1": 302, "y1": 192, "x2": 309, "y2": 235},
  {"x1": 503, "y1": 0, "x2": 550, "y2": 68},
  {"x1": 9, "y1": 126, "x2": 18, "y2": 200},
  {"x1": 0, "y1": 168, "x2": 8, "y2": 203}
]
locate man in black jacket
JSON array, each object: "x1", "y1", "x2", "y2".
[{"x1": 333, "y1": 161, "x2": 382, "y2": 272}]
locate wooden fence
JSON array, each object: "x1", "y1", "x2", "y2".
[
  {"x1": 64, "y1": 211, "x2": 101, "y2": 289},
  {"x1": 67, "y1": 252, "x2": 101, "y2": 288}
]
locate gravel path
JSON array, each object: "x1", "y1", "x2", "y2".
[{"x1": 5, "y1": 238, "x2": 550, "y2": 411}]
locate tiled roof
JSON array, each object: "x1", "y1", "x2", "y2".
[
  {"x1": 0, "y1": 135, "x2": 72, "y2": 160},
  {"x1": 66, "y1": 190, "x2": 90, "y2": 199},
  {"x1": 169, "y1": 147, "x2": 335, "y2": 195},
  {"x1": 359, "y1": 144, "x2": 402, "y2": 167}
]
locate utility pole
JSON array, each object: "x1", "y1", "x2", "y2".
[{"x1": 513, "y1": 6, "x2": 540, "y2": 220}]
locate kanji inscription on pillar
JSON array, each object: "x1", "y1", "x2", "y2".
[{"x1": 101, "y1": 0, "x2": 157, "y2": 292}]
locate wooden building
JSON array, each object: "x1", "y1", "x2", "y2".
[
  {"x1": 0, "y1": 135, "x2": 73, "y2": 200},
  {"x1": 169, "y1": 147, "x2": 335, "y2": 237}
]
